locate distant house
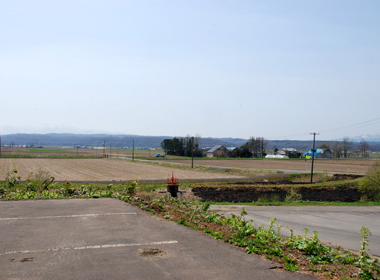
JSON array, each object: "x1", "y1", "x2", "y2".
[
  {"x1": 303, "y1": 148, "x2": 332, "y2": 159},
  {"x1": 276, "y1": 148, "x2": 301, "y2": 158},
  {"x1": 207, "y1": 145, "x2": 229, "y2": 158}
]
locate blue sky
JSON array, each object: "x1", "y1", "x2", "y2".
[{"x1": 1, "y1": 0, "x2": 379, "y2": 140}]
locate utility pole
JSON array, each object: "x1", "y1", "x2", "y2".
[
  {"x1": 191, "y1": 137, "x2": 194, "y2": 168},
  {"x1": 310, "y1": 132, "x2": 319, "y2": 183},
  {"x1": 102, "y1": 139, "x2": 106, "y2": 158},
  {"x1": 132, "y1": 139, "x2": 135, "y2": 161},
  {"x1": 117, "y1": 146, "x2": 118, "y2": 159}
]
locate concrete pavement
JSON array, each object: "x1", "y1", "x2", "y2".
[{"x1": 0, "y1": 199, "x2": 315, "y2": 280}]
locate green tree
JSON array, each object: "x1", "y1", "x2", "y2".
[
  {"x1": 359, "y1": 161, "x2": 380, "y2": 201},
  {"x1": 161, "y1": 137, "x2": 184, "y2": 155}
]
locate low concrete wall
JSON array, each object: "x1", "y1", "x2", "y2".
[{"x1": 192, "y1": 183, "x2": 362, "y2": 202}]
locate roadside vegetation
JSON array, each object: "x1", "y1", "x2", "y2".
[
  {"x1": 359, "y1": 161, "x2": 380, "y2": 202},
  {"x1": 2, "y1": 163, "x2": 380, "y2": 279}
]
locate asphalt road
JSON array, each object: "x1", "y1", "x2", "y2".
[
  {"x1": 211, "y1": 205, "x2": 380, "y2": 257},
  {"x1": 0, "y1": 199, "x2": 315, "y2": 280}
]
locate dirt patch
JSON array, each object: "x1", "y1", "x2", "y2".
[
  {"x1": 192, "y1": 180, "x2": 362, "y2": 202},
  {"x1": 138, "y1": 248, "x2": 166, "y2": 257}
]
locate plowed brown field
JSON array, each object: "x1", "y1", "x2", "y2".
[
  {"x1": 166, "y1": 159, "x2": 378, "y2": 174},
  {"x1": 0, "y1": 158, "x2": 244, "y2": 182}
]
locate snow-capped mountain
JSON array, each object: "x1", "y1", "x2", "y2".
[{"x1": 350, "y1": 133, "x2": 380, "y2": 142}]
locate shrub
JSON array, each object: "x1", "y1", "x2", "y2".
[
  {"x1": 125, "y1": 177, "x2": 139, "y2": 195},
  {"x1": 26, "y1": 169, "x2": 52, "y2": 192},
  {"x1": 5, "y1": 168, "x2": 21, "y2": 187},
  {"x1": 285, "y1": 189, "x2": 302, "y2": 202},
  {"x1": 359, "y1": 161, "x2": 380, "y2": 200}
]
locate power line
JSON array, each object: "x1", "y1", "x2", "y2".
[
  {"x1": 319, "y1": 117, "x2": 380, "y2": 134},
  {"x1": 271, "y1": 117, "x2": 380, "y2": 140}
]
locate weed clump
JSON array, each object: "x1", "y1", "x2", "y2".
[
  {"x1": 26, "y1": 169, "x2": 53, "y2": 192},
  {"x1": 359, "y1": 161, "x2": 380, "y2": 201},
  {"x1": 285, "y1": 189, "x2": 302, "y2": 203}
]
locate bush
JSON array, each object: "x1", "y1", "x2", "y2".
[
  {"x1": 125, "y1": 178, "x2": 139, "y2": 195},
  {"x1": 359, "y1": 161, "x2": 380, "y2": 200},
  {"x1": 285, "y1": 189, "x2": 302, "y2": 203},
  {"x1": 26, "y1": 169, "x2": 52, "y2": 192}
]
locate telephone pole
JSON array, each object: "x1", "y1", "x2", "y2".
[
  {"x1": 102, "y1": 139, "x2": 106, "y2": 157},
  {"x1": 191, "y1": 137, "x2": 194, "y2": 168},
  {"x1": 310, "y1": 132, "x2": 319, "y2": 183},
  {"x1": 132, "y1": 139, "x2": 135, "y2": 161}
]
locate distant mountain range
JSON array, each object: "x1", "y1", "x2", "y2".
[
  {"x1": 0, "y1": 133, "x2": 248, "y2": 148},
  {"x1": 1, "y1": 133, "x2": 380, "y2": 151},
  {"x1": 350, "y1": 133, "x2": 380, "y2": 142}
]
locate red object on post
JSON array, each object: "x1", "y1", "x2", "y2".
[
  {"x1": 167, "y1": 171, "x2": 179, "y2": 198},
  {"x1": 167, "y1": 171, "x2": 179, "y2": 185}
]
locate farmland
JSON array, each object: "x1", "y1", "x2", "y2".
[
  {"x1": 0, "y1": 158, "x2": 244, "y2": 182},
  {"x1": 166, "y1": 159, "x2": 377, "y2": 174},
  {"x1": 0, "y1": 157, "x2": 376, "y2": 183},
  {"x1": 0, "y1": 147, "x2": 163, "y2": 158}
]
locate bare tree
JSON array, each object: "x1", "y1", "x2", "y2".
[
  {"x1": 194, "y1": 133, "x2": 202, "y2": 149},
  {"x1": 341, "y1": 137, "x2": 353, "y2": 158},
  {"x1": 248, "y1": 136, "x2": 267, "y2": 158},
  {"x1": 330, "y1": 141, "x2": 342, "y2": 158},
  {"x1": 260, "y1": 137, "x2": 268, "y2": 157},
  {"x1": 248, "y1": 136, "x2": 257, "y2": 157},
  {"x1": 358, "y1": 139, "x2": 370, "y2": 158}
]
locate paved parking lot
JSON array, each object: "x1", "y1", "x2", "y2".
[
  {"x1": 212, "y1": 205, "x2": 380, "y2": 257},
  {"x1": 0, "y1": 199, "x2": 315, "y2": 280}
]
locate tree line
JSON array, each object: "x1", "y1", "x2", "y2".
[
  {"x1": 318, "y1": 137, "x2": 371, "y2": 158},
  {"x1": 161, "y1": 136, "x2": 267, "y2": 158},
  {"x1": 161, "y1": 135, "x2": 372, "y2": 159},
  {"x1": 160, "y1": 135, "x2": 202, "y2": 157},
  {"x1": 230, "y1": 137, "x2": 268, "y2": 158}
]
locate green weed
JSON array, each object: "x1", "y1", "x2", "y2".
[{"x1": 285, "y1": 189, "x2": 302, "y2": 203}]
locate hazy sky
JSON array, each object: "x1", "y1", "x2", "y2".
[{"x1": 1, "y1": 1, "x2": 379, "y2": 140}]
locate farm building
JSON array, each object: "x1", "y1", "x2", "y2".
[
  {"x1": 207, "y1": 145, "x2": 229, "y2": 158},
  {"x1": 276, "y1": 148, "x2": 301, "y2": 158},
  {"x1": 265, "y1": 155, "x2": 289, "y2": 159},
  {"x1": 303, "y1": 148, "x2": 332, "y2": 159}
]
